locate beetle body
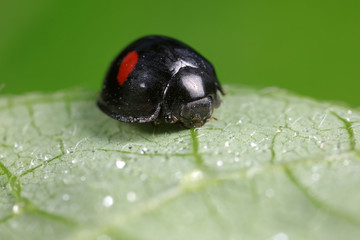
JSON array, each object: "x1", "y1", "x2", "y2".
[{"x1": 97, "y1": 35, "x2": 224, "y2": 128}]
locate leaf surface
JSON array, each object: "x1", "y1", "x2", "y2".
[{"x1": 1, "y1": 86, "x2": 360, "y2": 240}]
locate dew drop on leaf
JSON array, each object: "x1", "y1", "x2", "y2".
[
  {"x1": 12, "y1": 204, "x2": 20, "y2": 214},
  {"x1": 181, "y1": 170, "x2": 204, "y2": 187},
  {"x1": 140, "y1": 147, "x2": 148, "y2": 154},
  {"x1": 115, "y1": 160, "x2": 126, "y2": 169},
  {"x1": 216, "y1": 160, "x2": 224, "y2": 167},
  {"x1": 103, "y1": 196, "x2": 114, "y2": 207},
  {"x1": 62, "y1": 194, "x2": 70, "y2": 201},
  {"x1": 126, "y1": 192, "x2": 137, "y2": 202},
  {"x1": 66, "y1": 149, "x2": 73, "y2": 154}
]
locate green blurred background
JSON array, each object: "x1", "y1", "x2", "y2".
[{"x1": 1, "y1": 0, "x2": 359, "y2": 105}]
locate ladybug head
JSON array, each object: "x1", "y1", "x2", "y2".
[
  {"x1": 163, "y1": 67, "x2": 219, "y2": 128},
  {"x1": 179, "y1": 96, "x2": 214, "y2": 128}
]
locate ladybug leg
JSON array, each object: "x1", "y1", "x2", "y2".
[{"x1": 164, "y1": 114, "x2": 179, "y2": 124}]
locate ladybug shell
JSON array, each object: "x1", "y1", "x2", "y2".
[{"x1": 97, "y1": 35, "x2": 224, "y2": 127}]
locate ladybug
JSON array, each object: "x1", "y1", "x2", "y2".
[{"x1": 97, "y1": 35, "x2": 224, "y2": 128}]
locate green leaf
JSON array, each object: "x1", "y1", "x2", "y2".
[{"x1": 1, "y1": 86, "x2": 360, "y2": 240}]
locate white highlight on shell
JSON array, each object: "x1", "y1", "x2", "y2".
[
  {"x1": 170, "y1": 59, "x2": 198, "y2": 76},
  {"x1": 181, "y1": 74, "x2": 205, "y2": 98}
]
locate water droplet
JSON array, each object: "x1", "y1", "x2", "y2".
[
  {"x1": 177, "y1": 138, "x2": 184, "y2": 143},
  {"x1": 71, "y1": 159, "x2": 77, "y2": 164},
  {"x1": 288, "y1": 117, "x2": 292, "y2": 121},
  {"x1": 14, "y1": 142, "x2": 19, "y2": 148},
  {"x1": 203, "y1": 145, "x2": 208, "y2": 149},
  {"x1": 272, "y1": 232, "x2": 289, "y2": 240},
  {"x1": 0, "y1": 154, "x2": 4, "y2": 159},
  {"x1": 126, "y1": 192, "x2": 137, "y2": 202},
  {"x1": 293, "y1": 132, "x2": 298, "y2": 137},
  {"x1": 265, "y1": 188, "x2": 275, "y2": 198},
  {"x1": 66, "y1": 149, "x2": 73, "y2": 154},
  {"x1": 64, "y1": 170, "x2": 69, "y2": 174},
  {"x1": 320, "y1": 142, "x2": 325, "y2": 149},
  {"x1": 346, "y1": 117, "x2": 351, "y2": 121},
  {"x1": 116, "y1": 160, "x2": 126, "y2": 169},
  {"x1": 224, "y1": 141, "x2": 230, "y2": 147},
  {"x1": 62, "y1": 194, "x2": 70, "y2": 201},
  {"x1": 12, "y1": 204, "x2": 20, "y2": 214},
  {"x1": 216, "y1": 160, "x2": 223, "y2": 167},
  {"x1": 103, "y1": 196, "x2": 114, "y2": 207},
  {"x1": 140, "y1": 147, "x2": 148, "y2": 154},
  {"x1": 80, "y1": 176, "x2": 86, "y2": 181},
  {"x1": 236, "y1": 119, "x2": 242, "y2": 125},
  {"x1": 250, "y1": 131, "x2": 256, "y2": 136},
  {"x1": 181, "y1": 170, "x2": 204, "y2": 187},
  {"x1": 250, "y1": 142, "x2": 257, "y2": 148},
  {"x1": 44, "y1": 175, "x2": 49, "y2": 179},
  {"x1": 347, "y1": 110, "x2": 352, "y2": 115}
]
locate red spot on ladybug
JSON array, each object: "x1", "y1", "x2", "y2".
[{"x1": 117, "y1": 51, "x2": 139, "y2": 86}]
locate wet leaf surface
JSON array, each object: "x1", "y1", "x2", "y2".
[{"x1": 1, "y1": 86, "x2": 360, "y2": 240}]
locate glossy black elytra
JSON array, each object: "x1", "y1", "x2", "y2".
[{"x1": 97, "y1": 35, "x2": 224, "y2": 128}]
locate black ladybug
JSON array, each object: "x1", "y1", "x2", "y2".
[{"x1": 97, "y1": 35, "x2": 224, "y2": 128}]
